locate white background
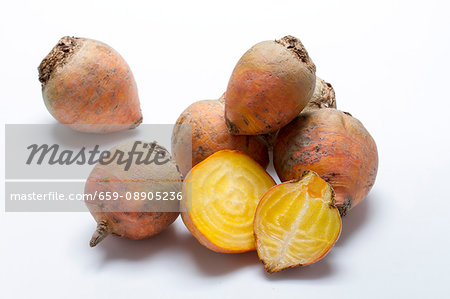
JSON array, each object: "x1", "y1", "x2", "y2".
[{"x1": 1, "y1": 0, "x2": 450, "y2": 298}]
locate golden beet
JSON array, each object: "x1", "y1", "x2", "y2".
[
  {"x1": 273, "y1": 108, "x2": 378, "y2": 216},
  {"x1": 181, "y1": 150, "x2": 275, "y2": 253},
  {"x1": 38, "y1": 36, "x2": 142, "y2": 133},
  {"x1": 225, "y1": 35, "x2": 316, "y2": 135},
  {"x1": 84, "y1": 141, "x2": 181, "y2": 247},
  {"x1": 254, "y1": 171, "x2": 341, "y2": 273},
  {"x1": 171, "y1": 95, "x2": 269, "y2": 177}
]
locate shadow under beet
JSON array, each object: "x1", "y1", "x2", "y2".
[
  {"x1": 50, "y1": 123, "x2": 140, "y2": 148},
  {"x1": 94, "y1": 224, "x2": 180, "y2": 264},
  {"x1": 93, "y1": 221, "x2": 258, "y2": 276},
  {"x1": 91, "y1": 192, "x2": 377, "y2": 278},
  {"x1": 336, "y1": 193, "x2": 374, "y2": 246},
  {"x1": 177, "y1": 230, "x2": 259, "y2": 276}
]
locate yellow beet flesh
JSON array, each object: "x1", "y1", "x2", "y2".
[
  {"x1": 182, "y1": 150, "x2": 275, "y2": 253},
  {"x1": 254, "y1": 171, "x2": 341, "y2": 273}
]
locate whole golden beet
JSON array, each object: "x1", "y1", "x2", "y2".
[
  {"x1": 225, "y1": 35, "x2": 316, "y2": 135},
  {"x1": 84, "y1": 141, "x2": 181, "y2": 247},
  {"x1": 171, "y1": 95, "x2": 269, "y2": 177},
  {"x1": 38, "y1": 36, "x2": 142, "y2": 133},
  {"x1": 273, "y1": 108, "x2": 378, "y2": 216}
]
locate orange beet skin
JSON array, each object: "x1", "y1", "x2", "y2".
[
  {"x1": 84, "y1": 141, "x2": 182, "y2": 247},
  {"x1": 274, "y1": 108, "x2": 378, "y2": 216},
  {"x1": 171, "y1": 95, "x2": 269, "y2": 177},
  {"x1": 38, "y1": 36, "x2": 142, "y2": 133}
]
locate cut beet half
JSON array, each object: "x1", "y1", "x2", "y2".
[
  {"x1": 181, "y1": 150, "x2": 275, "y2": 253},
  {"x1": 254, "y1": 171, "x2": 341, "y2": 273}
]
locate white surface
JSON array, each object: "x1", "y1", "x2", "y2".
[{"x1": 1, "y1": 0, "x2": 450, "y2": 298}]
